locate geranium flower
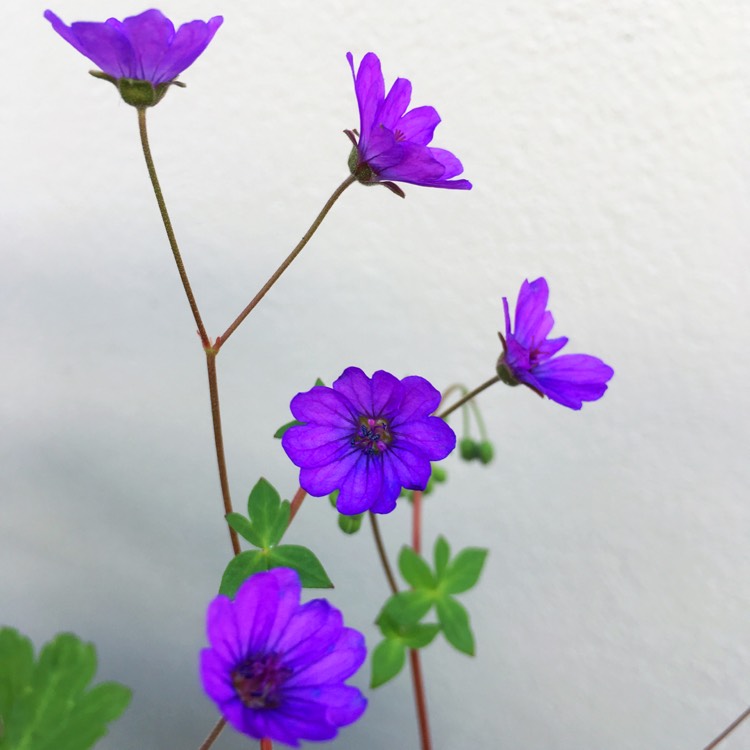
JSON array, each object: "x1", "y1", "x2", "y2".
[
  {"x1": 497, "y1": 277, "x2": 614, "y2": 409},
  {"x1": 282, "y1": 367, "x2": 456, "y2": 515},
  {"x1": 200, "y1": 568, "x2": 367, "y2": 746},
  {"x1": 44, "y1": 9, "x2": 222, "y2": 106},
  {"x1": 345, "y1": 52, "x2": 472, "y2": 194}
]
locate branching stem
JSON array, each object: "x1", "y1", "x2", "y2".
[{"x1": 438, "y1": 375, "x2": 501, "y2": 420}]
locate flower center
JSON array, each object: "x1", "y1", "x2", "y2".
[
  {"x1": 393, "y1": 128, "x2": 406, "y2": 142},
  {"x1": 351, "y1": 416, "x2": 392, "y2": 455},
  {"x1": 231, "y1": 652, "x2": 292, "y2": 710}
]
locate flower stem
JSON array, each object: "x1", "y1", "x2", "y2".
[
  {"x1": 136, "y1": 107, "x2": 209, "y2": 348},
  {"x1": 288, "y1": 487, "x2": 307, "y2": 525},
  {"x1": 409, "y1": 490, "x2": 432, "y2": 750},
  {"x1": 216, "y1": 174, "x2": 357, "y2": 349},
  {"x1": 438, "y1": 375, "x2": 501, "y2": 420},
  {"x1": 197, "y1": 718, "x2": 225, "y2": 750},
  {"x1": 206, "y1": 350, "x2": 241, "y2": 556},
  {"x1": 368, "y1": 512, "x2": 399, "y2": 595},
  {"x1": 409, "y1": 649, "x2": 432, "y2": 750},
  {"x1": 260, "y1": 738, "x2": 273, "y2": 750},
  {"x1": 703, "y1": 705, "x2": 750, "y2": 750}
]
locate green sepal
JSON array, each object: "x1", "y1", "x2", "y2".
[
  {"x1": 219, "y1": 550, "x2": 268, "y2": 597},
  {"x1": 273, "y1": 420, "x2": 303, "y2": 439},
  {"x1": 433, "y1": 536, "x2": 451, "y2": 579},
  {"x1": 441, "y1": 548, "x2": 488, "y2": 595},
  {"x1": 337, "y1": 513, "x2": 363, "y2": 534},
  {"x1": 398, "y1": 546, "x2": 436, "y2": 590},
  {"x1": 370, "y1": 639, "x2": 406, "y2": 688},
  {"x1": 436, "y1": 597, "x2": 475, "y2": 655},
  {"x1": 267, "y1": 545, "x2": 333, "y2": 588},
  {"x1": 0, "y1": 627, "x2": 131, "y2": 750}
]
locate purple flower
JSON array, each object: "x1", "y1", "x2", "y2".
[
  {"x1": 497, "y1": 277, "x2": 614, "y2": 410},
  {"x1": 345, "y1": 52, "x2": 472, "y2": 194},
  {"x1": 200, "y1": 568, "x2": 367, "y2": 747},
  {"x1": 45, "y1": 9, "x2": 222, "y2": 105},
  {"x1": 282, "y1": 367, "x2": 456, "y2": 515}
]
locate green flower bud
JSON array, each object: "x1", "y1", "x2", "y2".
[
  {"x1": 478, "y1": 440, "x2": 494, "y2": 465},
  {"x1": 338, "y1": 513, "x2": 363, "y2": 534},
  {"x1": 459, "y1": 437, "x2": 479, "y2": 461}
]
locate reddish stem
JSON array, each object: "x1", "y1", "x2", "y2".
[
  {"x1": 260, "y1": 738, "x2": 273, "y2": 750},
  {"x1": 409, "y1": 649, "x2": 432, "y2": 750},
  {"x1": 288, "y1": 487, "x2": 307, "y2": 525},
  {"x1": 197, "y1": 718, "x2": 226, "y2": 750},
  {"x1": 412, "y1": 490, "x2": 423, "y2": 553}
]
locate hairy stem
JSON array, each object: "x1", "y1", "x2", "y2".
[
  {"x1": 217, "y1": 174, "x2": 357, "y2": 349},
  {"x1": 438, "y1": 375, "x2": 501, "y2": 420},
  {"x1": 368, "y1": 512, "x2": 399, "y2": 595},
  {"x1": 206, "y1": 351, "x2": 241, "y2": 555},
  {"x1": 137, "y1": 107, "x2": 209, "y2": 347},
  {"x1": 197, "y1": 718, "x2": 225, "y2": 750},
  {"x1": 703, "y1": 705, "x2": 750, "y2": 750}
]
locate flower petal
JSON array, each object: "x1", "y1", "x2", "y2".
[
  {"x1": 120, "y1": 9, "x2": 174, "y2": 82},
  {"x1": 376, "y1": 77, "x2": 412, "y2": 130},
  {"x1": 199, "y1": 649, "x2": 236, "y2": 703},
  {"x1": 396, "y1": 105, "x2": 440, "y2": 146},
  {"x1": 45, "y1": 12, "x2": 135, "y2": 79},
  {"x1": 205, "y1": 594, "x2": 242, "y2": 662},
  {"x1": 513, "y1": 277, "x2": 550, "y2": 348},
  {"x1": 348, "y1": 52, "x2": 384, "y2": 152},
  {"x1": 335, "y1": 455, "x2": 384, "y2": 514},
  {"x1": 286, "y1": 628, "x2": 366, "y2": 687},
  {"x1": 332, "y1": 366, "x2": 375, "y2": 414},
  {"x1": 289, "y1": 385, "x2": 356, "y2": 426},
  {"x1": 390, "y1": 375, "x2": 441, "y2": 424},
  {"x1": 233, "y1": 571, "x2": 283, "y2": 655},
  {"x1": 386, "y1": 442, "x2": 432, "y2": 489},
  {"x1": 282, "y1": 424, "x2": 353, "y2": 469},
  {"x1": 153, "y1": 16, "x2": 223, "y2": 84},
  {"x1": 394, "y1": 417, "x2": 456, "y2": 461},
  {"x1": 370, "y1": 370, "x2": 403, "y2": 417},
  {"x1": 533, "y1": 353, "x2": 614, "y2": 409},
  {"x1": 299, "y1": 450, "x2": 360, "y2": 496}
]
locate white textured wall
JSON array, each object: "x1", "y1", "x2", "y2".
[{"x1": 2, "y1": 1, "x2": 749, "y2": 748}]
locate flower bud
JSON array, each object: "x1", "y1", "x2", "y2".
[
  {"x1": 477, "y1": 441, "x2": 494, "y2": 465},
  {"x1": 459, "y1": 438, "x2": 479, "y2": 461}
]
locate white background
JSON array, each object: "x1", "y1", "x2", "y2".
[{"x1": 2, "y1": 1, "x2": 749, "y2": 748}]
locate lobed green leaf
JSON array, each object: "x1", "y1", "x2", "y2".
[
  {"x1": 398, "y1": 546, "x2": 436, "y2": 590},
  {"x1": 379, "y1": 590, "x2": 432, "y2": 628},
  {"x1": 433, "y1": 536, "x2": 451, "y2": 579},
  {"x1": 370, "y1": 639, "x2": 406, "y2": 688},
  {"x1": 267, "y1": 545, "x2": 333, "y2": 588},
  {"x1": 442, "y1": 548, "x2": 488, "y2": 595},
  {"x1": 225, "y1": 512, "x2": 262, "y2": 547},
  {"x1": 0, "y1": 628, "x2": 131, "y2": 750},
  {"x1": 436, "y1": 597, "x2": 475, "y2": 656},
  {"x1": 219, "y1": 550, "x2": 269, "y2": 597}
]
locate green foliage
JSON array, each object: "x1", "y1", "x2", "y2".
[
  {"x1": 370, "y1": 639, "x2": 406, "y2": 688},
  {"x1": 220, "y1": 478, "x2": 333, "y2": 595},
  {"x1": 0, "y1": 628, "x2": 131, "y2": 750},
  {"x1": 370, "y1": 536, "x2": 488, "y2": 686}
]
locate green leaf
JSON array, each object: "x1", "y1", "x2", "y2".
[
  {"x1": 380, "y1": 590, "x2": 433, "y2": 627},
  {"x1": 246, "y1": 478, "x2": 289, "y2": 549},
  {"x1": 266, "y1": 501, "x2": 290, "y2": 547},
  {"x1": 337, "y1": 513, "x2": 363, "y2": 534},
  {"x1": 273, "y1": 419, "x2": 303, "y2": 439},
  {"x1": 0, "y1": 628, "x2": 131, "y2": 750},
  {"x1": 267, "y1": 545, "x2": 333, "y2": 588},
  {"x1": 434, "y1": 536, "x2": 451, "y2": 579},
  {"x1": 399, "y1": 623, "x2": 441, "y2": 650},
  {"x1": 370, "y1": 639, "x2": 406, "y2": 688},
  {"x1": 442, "y1": 548, "x2": 488, "y2": 595},
  {"x1": 398, "y1": 547, "x2": 435, "y2": 590},
  {"x1": 225, "y1": 512, "x2": 262, "y2": 547},
  {"x1": 219, "y1": 550, "x2": 269, "y2": 597},
  {"x1": 436, "y1": 597, "x2": 475, "y2": 655}
]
